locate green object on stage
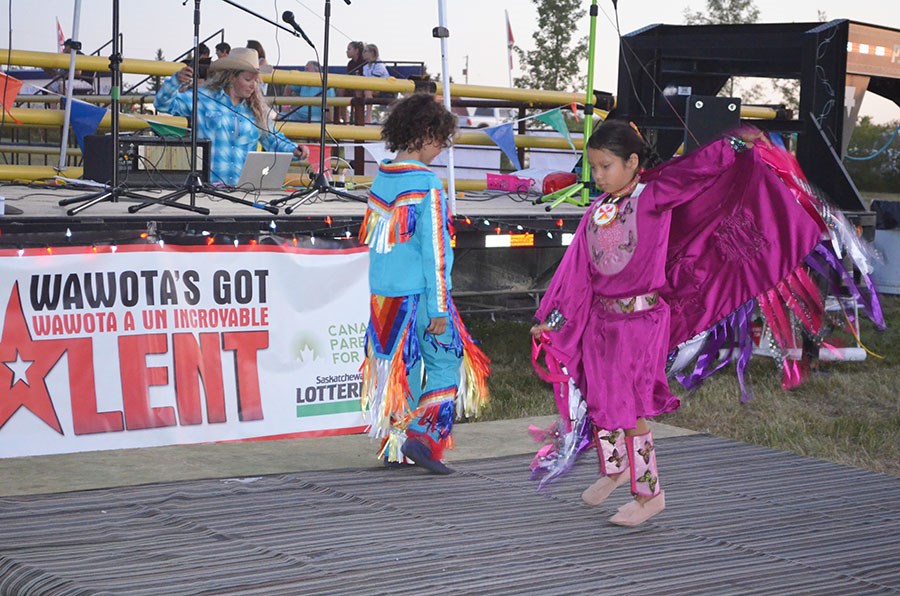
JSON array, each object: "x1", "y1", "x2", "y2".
[
  {"x1": 536, "y1": 0, "x2": 601, "y2": 211},
  {"x1": 147, "y1": 120, "x2": 190, "y2": 138}
]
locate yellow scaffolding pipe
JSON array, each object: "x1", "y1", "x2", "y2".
[
  {"x1": 0, "y1": 165, "x2": 83, "y2": 181},
  {"x1": 1, "y1": 48, "x2": 780, "y2": 118},
  {"x1": 4, "y1": 107, "x2": 587, "y2": 149}
]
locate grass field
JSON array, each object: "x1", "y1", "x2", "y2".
[{"x1": 466, "y1": 295, "x2": 900, "y2": 477}]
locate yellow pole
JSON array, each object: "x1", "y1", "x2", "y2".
[
  {"x1": 1, "y1": 48, "x2": 782, "y2": 119},
  {"x1": 0, "y1": 165, "x2": 83, "y2": 180}
]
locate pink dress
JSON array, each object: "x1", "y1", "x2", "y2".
[{"x1": 535, "y1": 138, "x2": 823, "y2": 431}]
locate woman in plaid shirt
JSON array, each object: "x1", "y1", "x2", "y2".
[{"x1": 155, "y1": 47, "x2": 308, "y2": 186}]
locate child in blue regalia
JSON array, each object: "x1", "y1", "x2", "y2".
[{"x1": 358, "y1": 93, "x2": 490, "y2": 474}]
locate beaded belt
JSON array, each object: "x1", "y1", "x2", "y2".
[{"x1": 598, "y1": 292, "x2": 659, "y2": 314}]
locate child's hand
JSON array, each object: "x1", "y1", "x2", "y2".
[
  {"x1": 530, "y1": 322, "x2": 552, "y2": 337},
  {"x1": 426, "y1": 317, "x2": 446, "y2": 335}
]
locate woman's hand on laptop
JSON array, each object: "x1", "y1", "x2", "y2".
[{"x1": 293, "y1": 144, "x2": 310, "y2": 161}]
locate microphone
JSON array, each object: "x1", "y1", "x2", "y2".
[{"x1": 282, "y1": 11, "x2": 314, "y2": 49}]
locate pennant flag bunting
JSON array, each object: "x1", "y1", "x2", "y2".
[
  {"x1": 147, "y1": 120, "x2": 190, "y2": 138},
  {"x1": 62, "y1": 97, "x2": 108, "y2": 153},
  {"x1": 570, "y1": 101, "x2": 580, "y2": 122},
  {"x1": 535, "y1": 108, "x2": 576, "y2": 152},
  {"x1": 0, "y1": 73, "x2": 23, "y2": 123},
  {"x1": 484, "y1": 123, "x2": 521, "y2": 170}
]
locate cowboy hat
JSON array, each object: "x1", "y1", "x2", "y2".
[{"x1": 209, "y1": 47, "x2": 259, "y2": 73}]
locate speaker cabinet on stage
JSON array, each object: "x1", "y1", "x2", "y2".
[
  {"x1": 684, "y1": 96, "x2": 741, "y2": 153},
  {"x1": 82, "y1": 134, "x2": 211, "y2": 188}
]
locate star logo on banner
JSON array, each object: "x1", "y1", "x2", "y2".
[
  {"x1": 0, "y1": 282, "x2": 68, "y2": 434},
  {"x1": 3, "y1": 350, "x2": 35, "y2": 387}
]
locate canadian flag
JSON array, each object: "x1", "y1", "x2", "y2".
[
  {"x1": 56, "y1": 17, "x2": 65, "y2": 52},
  {"x1": 505, "y1": 10, "x2": 515, "y2": 71}
]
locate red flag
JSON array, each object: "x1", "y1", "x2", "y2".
[
  {"x1": 56, "y1": 18, "x2": 66, "y2": 53},
  {"x1": 0, "y1": 72, "x2": 23, "y2": 123},
  {"x1": 56, "y1": 17, "x2": 66, "y2": 53},
  {"x1": 505, "y1": 10, "x2": 515, "y2": 70}
]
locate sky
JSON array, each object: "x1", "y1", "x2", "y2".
[{"x1": 3, "y1": 0, "x2": 899, "y2": 122}]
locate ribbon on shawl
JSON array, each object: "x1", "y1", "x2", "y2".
[
  {"x1": 675, "y1": 300, "x2": 756, "y2": 402},
  {"x1": 754, "y1": 142, "x2": 829, "y2": 234},
  {"x1": 806, "y1": 244, "x2": 886, "y2": 330},
  {"x1": 528, "y1": 333, "x2": 594, "y2": 486}
]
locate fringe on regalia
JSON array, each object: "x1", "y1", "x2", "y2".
[
  {"x1": 360, "y1": 295, "x2": 491, "y2": 462},
  {"x1": 358, "y1": 189, "x2": 426, "y2": 254},
  {"x1": 669, "y1": 144, "x2": 885, "y2": 400}
]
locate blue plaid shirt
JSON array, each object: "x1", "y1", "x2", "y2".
[{"x1": 155, "y1": 74, "x2": 297, "y2": 185}]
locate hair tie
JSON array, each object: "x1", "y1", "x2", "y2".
[{"x1": 628, "y1": 121, "x2": 645, "y2": 142}]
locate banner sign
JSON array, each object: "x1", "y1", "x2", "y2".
[{"x1": 0, "y1": 244, "x2": 370, "y2": 458}]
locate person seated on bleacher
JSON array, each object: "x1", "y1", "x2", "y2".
[
  {"x1": 154, "y1": 47, "x2": 309, "y2": 186},
  {"x1": 280, "y1": 61, "x2": 336, "y2": 123},
  {"x1": 215, "y1": 41, "x2": 231, "y2": 59},
  {"x1": 45, "y1": 39, "x2": 95, "y2": 95},
  {"x1": 362, "y1": 43, "x2": 390, "y2": 123},
  {"x1": 182, "y1": 43, "x2": 213, "y2": 83},
  {"x1": 336, "y1": 41, "x2": 365, "y2": 124}
]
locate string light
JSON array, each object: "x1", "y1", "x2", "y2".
[
  {"x1": 325, "y1": 216, "x2": 333, "y2": 226},
  {"x1": 65, "y1": 228, "x2": 72, "y2": 239},
  {"x1": 269, "y1": 220, "x2": 277, "y2": 230},
  {"x1": 110, "y1": 244, "x2": 117, "y2": 253},
  {"x1": 157, "y1": 239, "x2": 165, "y2": 247},
  {"x1": 201, "y1": 230, "x2": 211, "y2": 237},
  {"x1": 17, "y1": 248, "x2": 24, "y2": 257},
  {"x1": 483, "y1": 219, "x2": 490, "y2": 226},
  {"x1": 310, "y1": 236, "x2": 316, "y2": 245},
  {"x1": 206, "y1": 236, "x2": 215, "y2": 246}
]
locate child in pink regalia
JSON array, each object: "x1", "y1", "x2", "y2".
[{"x1": 529, "y1": 119, "x2": 883, "y2": 526}]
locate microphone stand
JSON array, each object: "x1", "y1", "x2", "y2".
[
  {"x1": 271, "y1": 0, "x2": 364, "y2": 214},
  {"x1": 58, "y1": 0, "x2": 184, "y2": 216},
  {"x1": 128, "y1": 0, "x2": 286, "y2": 215}
]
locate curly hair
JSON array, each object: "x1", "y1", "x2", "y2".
[{"x1": 381, "y1": 93, "x2": 457, "y2": 153}]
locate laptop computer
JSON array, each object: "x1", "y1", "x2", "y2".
[{"x1": 236, "y1": 151, "x2": 293, "y2": 190}]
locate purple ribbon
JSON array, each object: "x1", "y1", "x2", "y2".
[
  {"x1": 675, "y1": 300, "x2": 756, "y2": 402},
  {"x1": 808, "y1": 244, "x2": 876, "y2": 330},
  {"x1": 733, "y1": 301, "x2": 755, "y2": 403}
]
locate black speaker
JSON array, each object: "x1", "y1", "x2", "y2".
[
  {"x1": 684, "y1": 96, "x2": 741, "y2": 152},
  {"x1": 82, "y1": 134, "x2": 211, "y2": 188}
]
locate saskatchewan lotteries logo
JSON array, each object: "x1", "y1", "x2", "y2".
[{"x1": 294, "y1": 320, "x2": 365, "y2": 418}]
